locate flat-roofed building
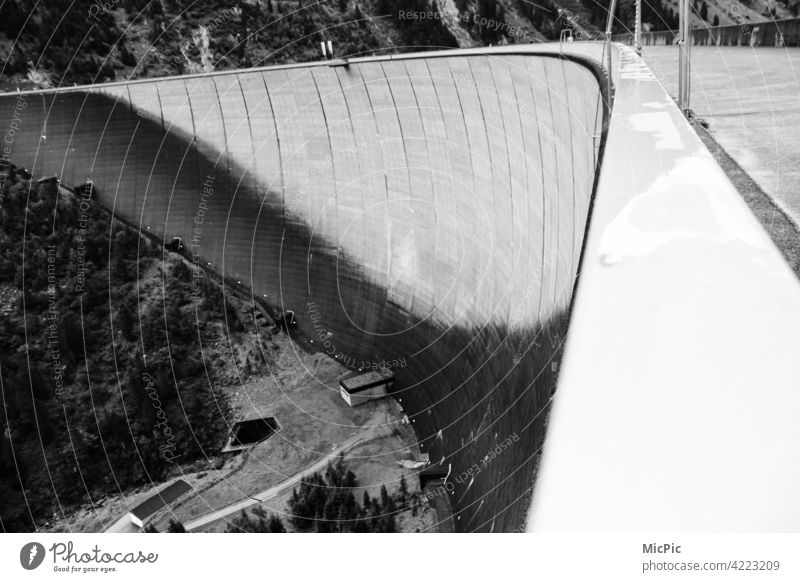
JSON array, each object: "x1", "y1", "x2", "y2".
[
  {"x1": 127, "y1": 479, "x2": 192, "y2": 529},
  {"x1": 339, "y1": 369, "x2": 394, "y2": 407}
]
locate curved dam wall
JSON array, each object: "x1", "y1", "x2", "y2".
[{"x1": 0, "y1": 51, "x2": 604, "y2": 531}]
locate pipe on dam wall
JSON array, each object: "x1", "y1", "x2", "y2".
[{"x1": 0, "y1": 51, "x2": 606, "y2": 531}]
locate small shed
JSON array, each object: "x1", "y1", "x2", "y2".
[
  {"x1": 128, "y1": 479, "x2": 192, "y2": 528},
  {"x1": 339, "y1": 369, "x2": 394, "y2": 407}
]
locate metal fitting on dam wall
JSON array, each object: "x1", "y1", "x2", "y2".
[{"x1": 0, "y1": 51, "x2": 605, "y2": 531}]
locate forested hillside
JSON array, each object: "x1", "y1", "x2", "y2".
[
  {"x1": 3, "y1": 0, "x2": 796, "y2": 91},
  {"x1": 0, "y1": 0, "x2": 457, "y2": 89},
  {"x1": 0, "y1": 166, "x2": 273, "y2": 531}
]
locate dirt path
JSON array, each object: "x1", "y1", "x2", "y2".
[{"x1": 183, "y1": 415, "x2": 391, "y2": 531}]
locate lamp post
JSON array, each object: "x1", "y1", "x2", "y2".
[
  {"x1": 635, "y1": 0, "x2": 642, "y2": 54},
  {"x1": 678, "y1": 0, "x2": 692, "y2": 114}
]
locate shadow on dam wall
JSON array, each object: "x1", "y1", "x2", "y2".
[
  {"x1": 0, "y1": 52, "x2": 605, "y2": 531},
  {"x1": 298, "y1": 288, "x2": 569, "y2": 532}
]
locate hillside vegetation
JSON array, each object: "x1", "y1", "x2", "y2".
[
  {"x1": 0, "y1": 165, "x2": 274, "y2": 531},
  {"x1": 3, "y1": 0, "x2": 796, "y2": 91},
  {"x1": 1, "y1": 0, "x2": 457, "y2": 88}
]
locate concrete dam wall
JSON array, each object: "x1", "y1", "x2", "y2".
[
  {"x1": 613, "y1": 16, "x2": 800, "y2": 47},
  {"x1": 0, "y1": 52, "x2": 604, "y2": 531}
]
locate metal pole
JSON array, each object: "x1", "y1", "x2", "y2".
[
  {"x1": 678, "y1": 0, "x2": 689, "y2": 113},
  {"x1": 685, "y1": 22, "x2": 691, "y2": 113},
  {"x1": 678, "y1": 21, "x2": 684, "y2": 110},
  {"x1": 605, "y1": 0, "x2": 619, "y2": 108},
  {"x1": 634, "y1": 0, "x2": 642, "y2": 54}
]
